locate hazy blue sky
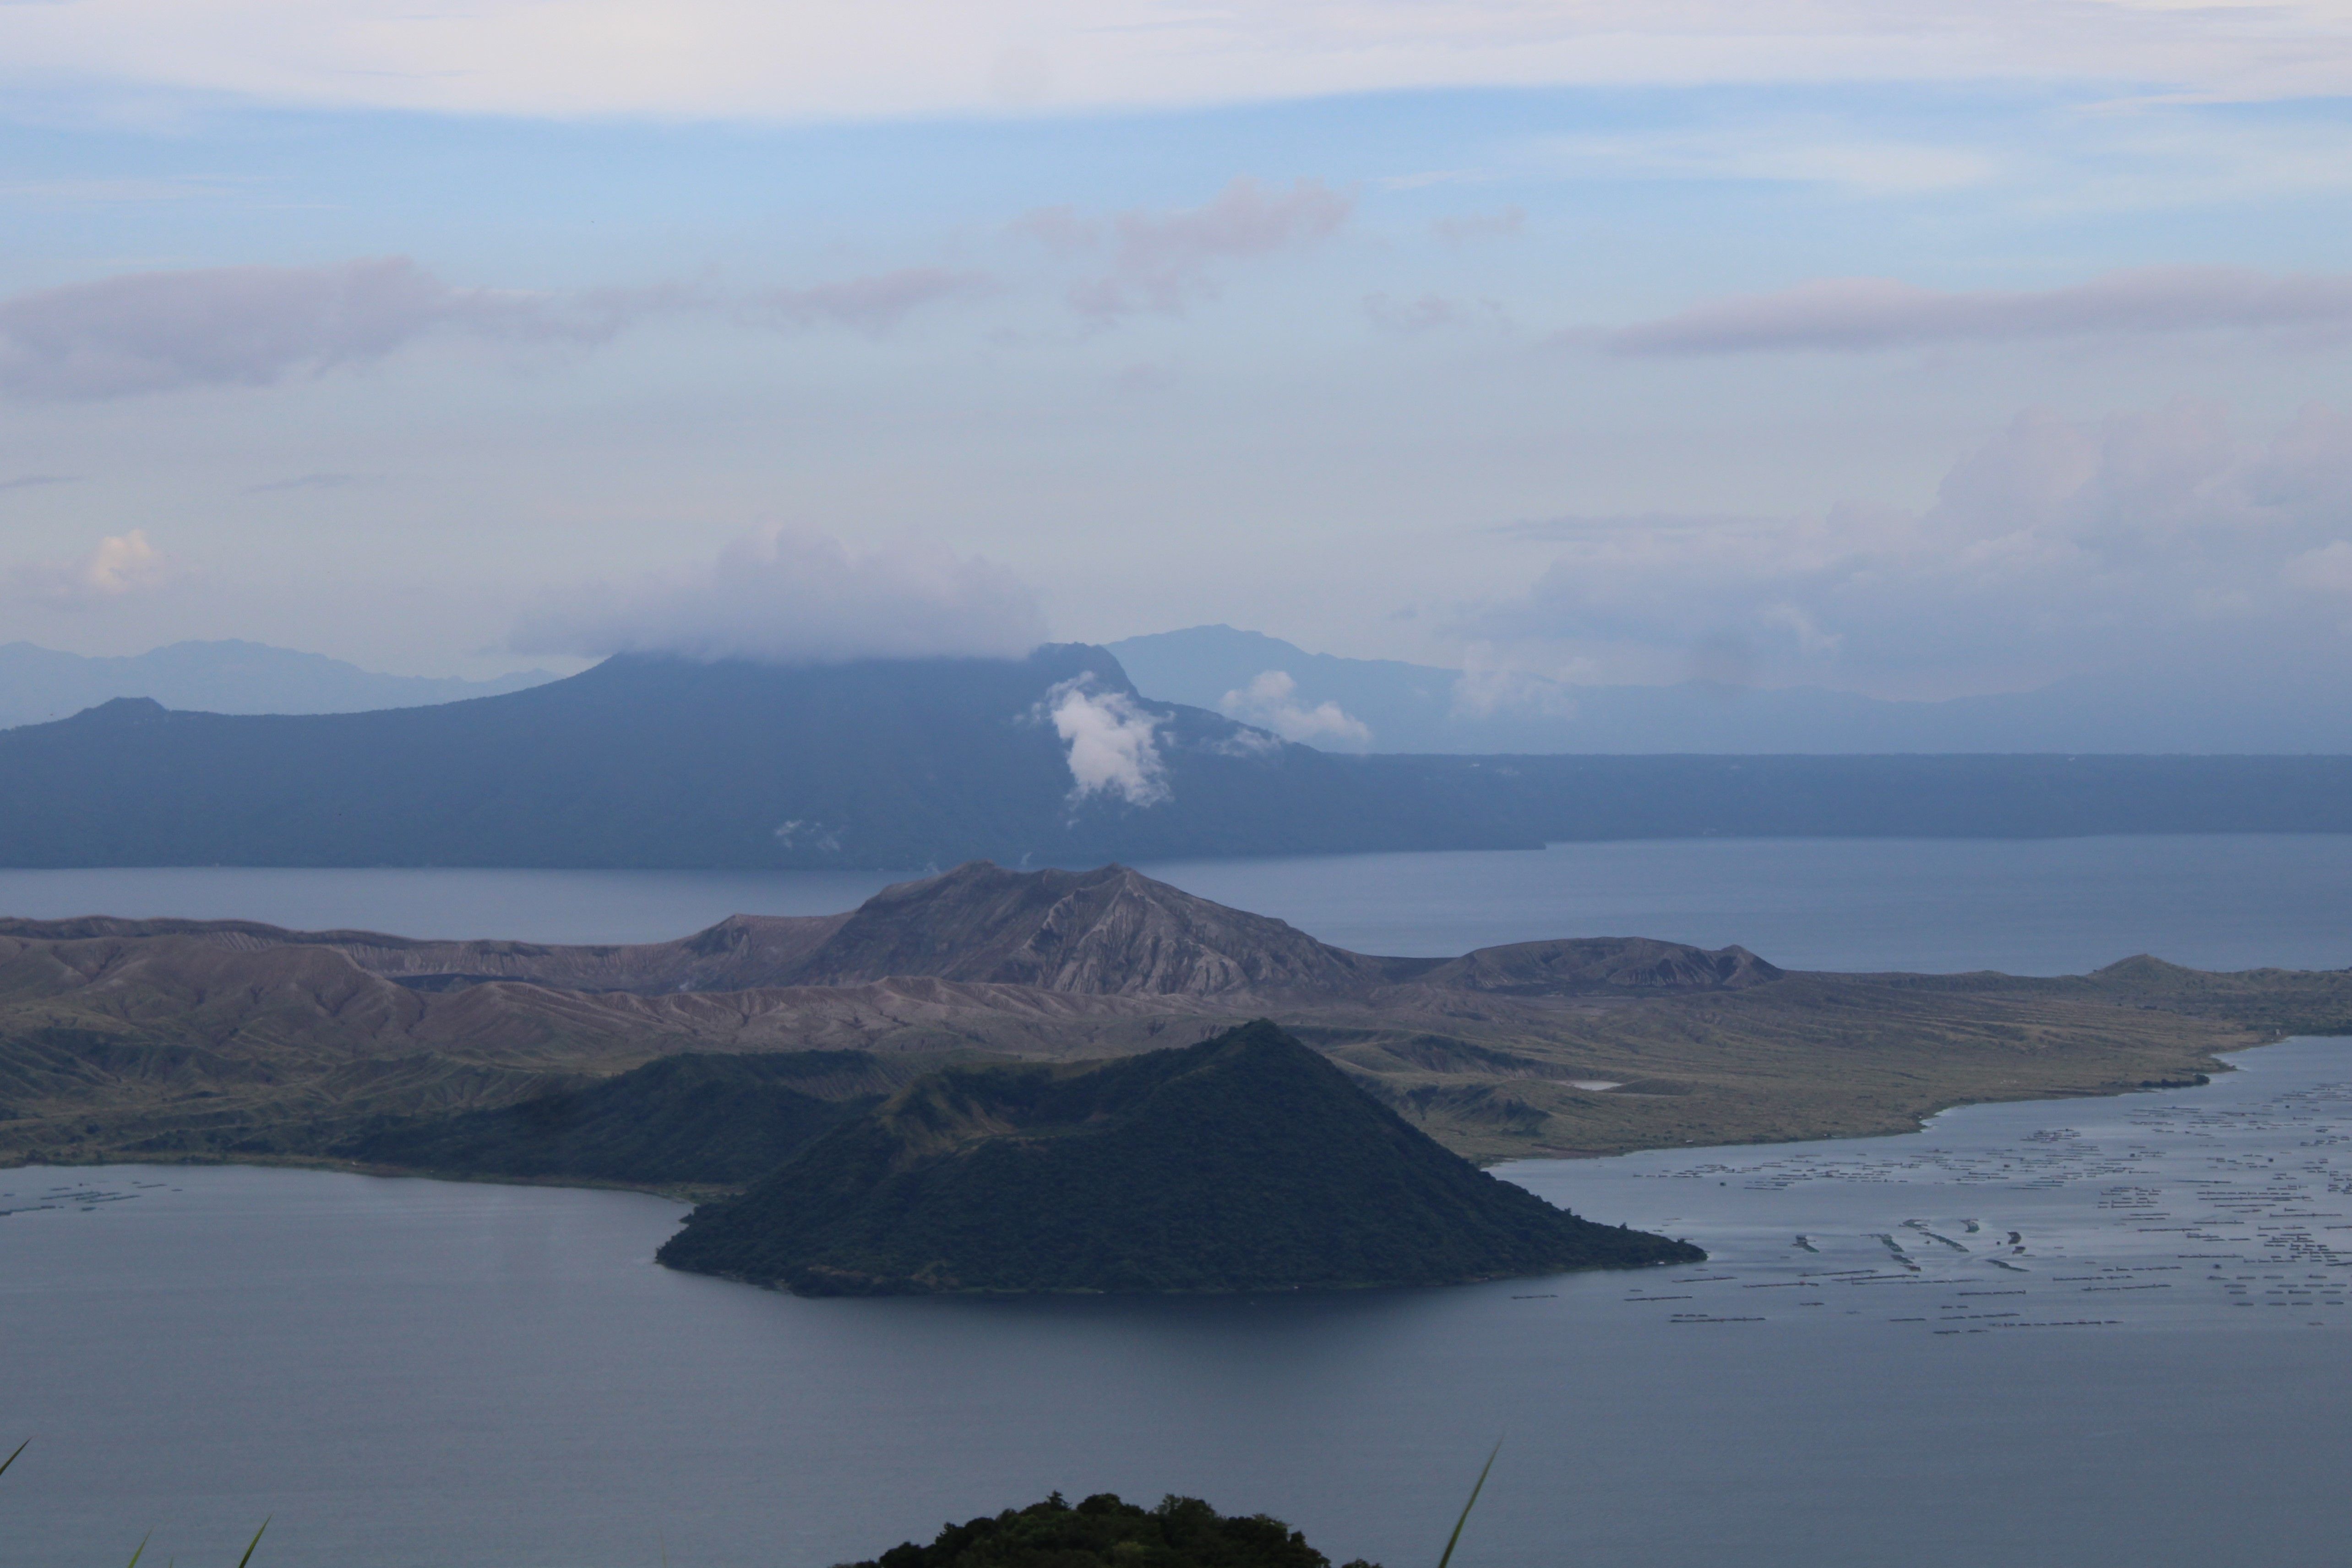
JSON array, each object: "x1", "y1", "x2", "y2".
[{"x1": 4, "y1": 2, "x2": 2351, "y2": 700}]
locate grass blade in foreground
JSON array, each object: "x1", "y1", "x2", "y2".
[
  {"x1": 235, "y1": 1517, "x2": 272, "y2": 1567},
  {"x1": 1436, "y1": 1443, "x2": 1500, "y2": 1568},
  {"x1": 0, "y1": 1438, "x2": 24, "y2": 1482}
]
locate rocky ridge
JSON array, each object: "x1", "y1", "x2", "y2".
[{"x1": 0, "y1": 860, "x2": 1778, "y2": 1002}]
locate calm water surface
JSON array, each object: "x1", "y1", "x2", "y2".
[
  {"x1": 4, "y1": 833, "x2": 2351, "y2": 972},
  {"x1": 5, "y1": 1039, "x2": 2349, "y2": 1568}
]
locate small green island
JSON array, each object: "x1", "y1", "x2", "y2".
[
  {"x1": 844, "y1": 1491, "x2": 1378, "y2": 1568},
  {"x1": 655, "y1": 1020, "x2": 1700, "y2": 1294}
]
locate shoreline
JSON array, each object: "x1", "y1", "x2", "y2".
[
  {"x1": 16, "y1": 1033, "x2": 2338, "y2": 1202},
  {"x1": 1493, "y1": 1031, "x2": 2344, "y2": 1175}
]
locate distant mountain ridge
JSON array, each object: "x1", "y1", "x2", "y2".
[
  {"x1": 0, "y1": 639, "x2": 555, "y2": 730},
  {"x1": 14, "y1": 628, "x2": 2347, "y2": 755},
  {"x1": 0, "y1": 647, "x2": 1514, "y2": 868},
  {"x1": 1108, "y1": 625, "x2": 2352, "y2": 754},
  {"x1": 5, "y1": 649, "x2": 2352, "y2": 870}
]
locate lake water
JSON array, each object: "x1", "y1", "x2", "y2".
[
  {"x1": 7, "y1": 838, "x2": 2352, "y2": 1566},
  {"x1": 5, "y1": 1037, "x2": 2348, "y2": 1568},
  {"x1": 5, "y1": 833, "x2": 2352, "y2": 973}
]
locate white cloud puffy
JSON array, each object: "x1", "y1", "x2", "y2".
[
  {"x1": 1217, "y1": 670, "x2": 1373, "y2": 749},
  {"x1": 512, "y1": 528, "x2": 1048, "y2": 664},
  {"x1": 1043, "y1": 677, "x2": 1169, "y2": 806},
  {"x1": 6, "y1": 2, "x2": 2352, "y2": 120},
  {"x1": 1020, "y1": 178, "x2": 1352, "y2": 319},
  {"x1": 11, "y1": 528, "x2": 179, "y2": 607},
  {"x1": 1462, "y1": 400, "x2": 2352, "y2": 696},
  {"x1": 1605, "y1": 267, "x2": 2352, "y2": 356}
]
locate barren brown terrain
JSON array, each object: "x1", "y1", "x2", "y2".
[{"x1": 4, "y1": 862, "x2": 2347, "y2": 1171}]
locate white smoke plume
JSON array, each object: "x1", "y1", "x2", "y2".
[
  {"x1": 1043, "y1": 677, "x2": 1169, "y2": 807},
  {"x1": 1217, "y1": 670, "x2": 1372, "y2": 748},
  {"x1": 513, "y1": 528, "x2": 1047, "y2": 664}
]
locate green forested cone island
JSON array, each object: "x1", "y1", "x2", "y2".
[
  {"x1": 844, "y1": 1492, "x2": 1376, "y2": 1568},
  {"x1": 657, "y1": 1021, "x2": 1701, "y2": 1293}
]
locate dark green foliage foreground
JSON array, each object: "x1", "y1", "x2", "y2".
[
  {"x1": 658, "y1": 1020, "x2": 1701, "y2": 1293},
  {"x1": 843, "y1": 1492, "x2": 1376, "y2": 1568},
  {"x1": 341, "y1": 1052, "x2": 883, "y2": 1185}
]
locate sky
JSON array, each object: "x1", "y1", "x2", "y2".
[{"x1": 3, "y1": 1, "x2": 2352, "y2": 702}]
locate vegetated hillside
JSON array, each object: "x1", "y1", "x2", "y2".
[
  {"x1": 1891, "y1": 956, "x2": 2352, "y2": 1038},
  {"x1": 1413, "y1": 936, "x2": 1780, "y2": 994},
  {"x1": 341, "y1": 1051, "x2": 914, "y2": 1185},
  {"x1": 0, "y1": 647, "x2": 1521, "y2": 869},
  {"x1": 0, "y1": 916, "x2": 1234, "y2": 1169},
  {"x1": 655, "y1": 1021, "x2": 1703, "y2": 1294},
  {"x1": 844, "y1": 1492, "x2": 1374, "y2": 1568}
]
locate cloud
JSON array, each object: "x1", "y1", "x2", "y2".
[
  {"x1": 0, "y1": 472, "x2": 76, "y2": 492},
  {"x1": 7, "y1": 2, "x2": 2352, "y2": 120},
  {"x1": 0, "y1": 257, "x2": 566, "y2": 398},
  {"x1": 511, "y1": 528, "x2": 1047, "y2": 665},
  {"x1": 1459, "y1": 400, "x2": 2352, "y2": 696},
  {"x1": 1494, "y1": 511, "x2": 1783, "y2": 541},
  {"x1": 1448, "y1": 659, "x2": 1581, "y2": 722},
  {"x1": 1021, "y1": 177, "x2": 1352, "y2": 319},
  {"x1": 243, "y1": 472, "x2": 372, "y2": 494},
  {"x1": 754, "y1": 268, "x2": 992, "y2": 333},
  {"x1": 1216, "y1": 670, "x2": 1372, "y2": 750},
  {"x1": 1362, "y1": 292, "x2": 1505, "y2": 334},
  {"x1": 1042, "y1": 676, "x2": 1168, "y2": 806},
  {"x1": 1531, "y1": 129, "x2": 1998, "y2": 196},
  {"x1": 1432, "y1": 207, "x2": 1524, "y2": 243},
  {"x1": 11, "y1": 528, "x2": 179, "y2": 606},
  {"x1": 0, "y1": 258, "x2": 991, "y2": 398},
  {"x1": 2287, "y1": 540, "x2": 2352, "y2": 596},
  {"x1": 1605, "y1": 267, "x2": 2352, "y2": 356}
]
